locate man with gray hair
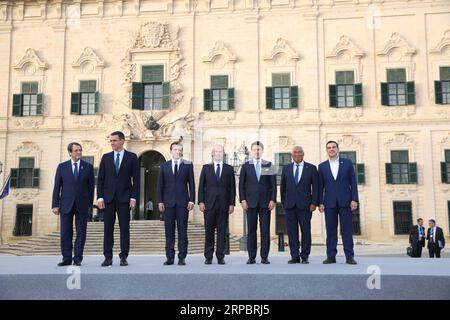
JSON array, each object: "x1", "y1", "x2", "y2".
[
  {"x1": 280, "y1": 146, "x2": 319, "y2": 264},
  {"x1": 198, "y1": 145, "x2": 236, "y2": 265}
]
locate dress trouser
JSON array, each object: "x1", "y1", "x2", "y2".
[
  {"x1": 204, "y1": 200, "x2": 228, "y2": 260},
  {"x1": 285, "y1": 207, "x2": 312, "y2": 260},
  {"x1": 60, "y1": 203, "x2": 88, "y2": 262},
  {"x1": 164, "y1": 206, "x2": 189, "y2": 260},
  {"x1": 103, "y1": 196, "x2": 130, "y2": 260},
  {"x1": 324, "y1": 206, "x2": 354, "y2": 258},
  {"x1": 247, "y1": 205, "x2": 271, "y2": 260}
]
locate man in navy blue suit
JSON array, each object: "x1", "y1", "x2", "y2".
[
  {"x1": 52, "y1": 142, "x2": 95, "y2": 266},
  {"x1": 318, "y1": 141, "x2": 359, "y2": 265},
  {"x1": 97, "y1": 131, "x2": 140, "y2": 267},
  {"x1": 198, "y1": 145, "x2": 236, "y2": 265},
  {"x1": 157, "y1": 142, "x2": 195, "y2": 266},
  {"x1": 280, "y1": 146, "x2": 319, "y2": 264},
  {"x1": 239, "y1": 141, "x2": 277, "y2": 264}
]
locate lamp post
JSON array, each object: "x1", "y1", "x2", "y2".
[{"x1": 231, "y1": 142, "x2": 250, "y2": 251}]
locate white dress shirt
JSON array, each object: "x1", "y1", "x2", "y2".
[
  {"x1": 329, "y1": 157, "x2": 340, "y2": 180},
  {"x1": 213, "y1": 160, "x2": 223, "y2": 178},
  {"x1": 430, "y1": 227, "x2": 436, "y2": 242},
  {"x1": 293, "y1": 161, "x2": 304, "y2": 184},
  {"x1": 172, "y1": 158, "x2": 182, "y2": 174},
  {"x1": 71, "y1": 159, "x2": 80, "y2": 174}
]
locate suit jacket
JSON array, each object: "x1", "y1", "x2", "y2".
[
  {"x1": 318, "y1": 157, "x2": 359, "y2": 208},
  {"x1": 97, "y1": 150, "x2": 140, "y2": 204},
  {"x1": 157, "y1": 159, "x2": 195, "y2": 208},
  {"x1": 426, "y1": 226, "x2": 445, "y2": 249},
  {"x1": 52, "y1": 159, "x2": 95, "y2": 214},
  {"x1": 198, "y1": 163, "x2": 236, "y2": 211},
  {"x1": 280, "y1": 162, "x2": 319, "y2": 210},
  {"x1": 238, "y1": 159, "x2": 277, "y2": 209},
  {"x1": 409, "y1": 225, "x2": 426, "y2": 247}
]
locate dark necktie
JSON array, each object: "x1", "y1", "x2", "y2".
[
  {"x1": 73, "y1": 162, "x2": 79, "y2": 182},
  {"x1": 174, "y1": 161, "x2": 178, "y2": 178},
  {"x1": 430, "y1": 229, "x2": 434, "y2": 244},
  {"x1": 215, "y1": 163, "x2": 221, "y2": 182},
  {"x1": 294, "y1": 164, "x2": 300, "y2": 185},
  {"x1": 115, "y1": 153, "x2": 120, "y2": 174}
]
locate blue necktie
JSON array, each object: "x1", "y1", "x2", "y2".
[
  {"x1": 294, "y1": 164, "x2": 299, "y2": 185},
  {"x1": 115, "y1": 153, "x2": 120, "y2": 174},
  {"x1": 430, "y1": 229, "x2": 434, "y2": 243},
  {"x1": 255, "y1": 160, "x2": 261, "y2": 182},
  {"x1": 215, "y1": 163, "x2": 221, "y2": 182},
  {"x1": 73, "y1": 162, "x2": 79, "y2": 182}
]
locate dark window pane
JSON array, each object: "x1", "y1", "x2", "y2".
[
  {"x1": 142, "y1": 65, "x2": 164, "y2": 83},
  {"x1": 387, "y1": 68, "x2": 406, "y2": 83},
  {"x1": 340, "y1": 151, "x2": 357, "y2": 163},
  {"x1": 335, "y1": 71, "x2": 355, "y2": 84},
  {"x1": 19, "y1": 157, "x2": 35, "y2": 168},
  {"x1": 82, "y1": 156, "x2": 94, "y2": 166},
  {"x1": 14, "y1": 205, "x2": 33, "y2": 236},
  {"x1": 272, "y1": 73, "x2": 290, "y2": 87},
  {"x1": 211, "y1": 75, "x2": 229, "y2": 89},
  {"x1": 393, "y1": 201, "x2": 412, "y2": 235},
  {"x1": 21, "y1": 82, "x2": 38, "y2": 94},
  {"x1": 440, "y1": 66, "x2": 450, "y2": 81},
  {"x1": 445, "y1": 150, "x2": 450, "y2": 162},
  {"x1": 391, "y1": 150, "x2": 409, "y2": 163},
  {"x1": 275, "y1": 152, "x2": 291, "y2": 184},
  {"x1": 79, "y1": 80, "x2": 97, "y2": 92}
]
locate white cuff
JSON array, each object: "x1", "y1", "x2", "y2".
[
  {"x1": 97, "y1": 198, "x2": 104, "y2": 202},
  {"x1": 130, "y1": 198, "x2": 136, "y2": 202}
]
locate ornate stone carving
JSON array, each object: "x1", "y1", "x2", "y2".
[
  {"x1": 202, "y1": 40, "x2": 237, "y2": 64},
  {"x1": 202, "y1": 111, "x2": 236, "y2": 125},
  {"x1": 337, "y1": 134, "x2": 363, "y2": 149},
  {"x1": 13, "y1": 48, "x2": 48, "y2": 74},
  {"x1": 133, "y1": 22, "x2": 174, "y2": 49},
  {"x1": 11, "y1": 190, "x2": 40, "y2": 202},
  {"x1": 264, "y1": 38, "x2": 300, "y2": 62},
  {"x1": 377, "y1": 32, "x2": 417, "y2": 57},
  {"x1": 384, "y1": 133, "x2": 416, "y2": 146},
  {"x1": 72, "y1": 47, "x2": 105, "y2": 71},
  {"x1": 14, "y1": 141, "x2": 40, "y2": 153},
  {"x1": 80, "y1": 140, "x2": 100, "y2": 154},
  {"x1": 72, "y1": 116, "x2": 102, "y2": 128},
  {"x1": 436, "y1": 109, "x2": 450, "y2": 120},
  {"x1": 329, "y1": 108, "x2": 363, "y2": 122},
  {"x1": 278, "y1": 136, "x2": 295, "y2": 149},
  {"x1": 383, "y1": 105, "x2": 416, "y2": 120},
  {"x1": 12, "y1": 118, "x2": 44, "y2": 129},
  {"x1": 385, "y1": 188, "x2": 417, "y2": 199},
  {"x1": 429, "y1": 29, "x2": 450, "y2": 55},
  {"x1": 439, "y1": 132, "x2": 450, "y2": 145},
  {"x1": 326, "y1": 35, "x2": 365, "y2": 60}
]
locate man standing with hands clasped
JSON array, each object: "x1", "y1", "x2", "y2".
[
  {"x1": 97, "y1": 131, "x2": 140, "y2": 267},
  {"x1": 318, "y1": 141, "x2": 359, "y2": 265}
]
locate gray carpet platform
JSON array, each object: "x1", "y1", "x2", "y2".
[{"x1": 1, "y1": 255, "x2": 449, "y2": 300}]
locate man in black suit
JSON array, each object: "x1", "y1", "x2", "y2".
[
  {"x1": 426, "y1": 219, "x2": 445, "y2": 258},
  {"x1": 52, "y1": 142, "x2": 95, "y2": 266},
  {"x1": 157, "y1": 142, "x2": 195, "y2": 266},
  {"x1": 198, "y1": 145, "x2": 236, "y2": 265},
  {"x1": 239, "y1": 141, "x2": 277, "y2": 264},
  {"x1": 280, "y1": 146, "x2": 319, "y2": 264},
  {"x1": 409, "y1": 218, "x2": 425, "y2": 258},
  {"x1": 97, "y1": 131, "x2": 140, "y2": 267}
]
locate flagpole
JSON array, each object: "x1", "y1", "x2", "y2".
[{"x1": 0, "y1": 174, "x2": 10, "y2": 246}]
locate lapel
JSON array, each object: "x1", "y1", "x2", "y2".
[
  {"x1": 118, "y1": 151, "x2": 129, "y2": 175},
  {"x1": 336, "y1": 158, "x2": 345, "y2": 181},
  {"x1": 177, "y1": 159, "x2": 184, "y2": 177},
  {"x1": 248, "y1": 159, "x2": 261, "y2": 183},
  {"x1": 292, "y1": 162, "x2": 306, "y2": 186},
  {"x1": 66, "y1": 160, "x2": 76, "y2": 185}
]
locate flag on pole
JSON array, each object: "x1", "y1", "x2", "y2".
[{"x1": 0, "y1": 175, "x2": 11, "y2": 200}]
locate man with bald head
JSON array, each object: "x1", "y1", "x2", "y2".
[
  {"x1": 280, "y1": 146, "x2": 319, "y2": 264},
  {"x1": 198, "y1": 145, "x2": 236, "y2": 265}
]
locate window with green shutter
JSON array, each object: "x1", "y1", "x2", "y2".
[
  {"x1": 340, "y1": 151, "x2": 365, "y2": 185},
  {"x1": 330, "y1": 71, "x2": 362, "y2": 108},
  {"x1": 266, "y1": 73, "x2": 298, "y2": 110},
  {"x1": 130, "y1": 65, "x2": 170, "y2": 110},
  {"x1": 82, "y1": 156, "x2": 98, "y2": 185},
  {"x1": 14, "y1": 82, "x2": 42, "y2": 116},
  {"x1": 393, "y1": 201, "x2": 413, "y2": 235},
  {"x1": 274, "y1": 152, "x2": 291, "y2": 185},
  {"x1": 12, "y1": 157, "x2": 39, "y2": 189},
  {"x1": 381, "y1": 69, "x2": 415, "y2": 106},
  {"x1": 71, "y1": 80, "x2": 99, "y2": 115},
  {"x1": 386, "y1": 150, "x2": 417, "y2": 184},
  {"x1": 435, "y1": 66, "x2": 450, "y2": 104},
  {"x1": 204, "y1": 75, "x2": 234, "y2": 112},
  {"x1": 441, "y1": 149, "x2": 450, "y2": 184}
]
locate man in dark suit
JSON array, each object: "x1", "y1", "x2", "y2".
[
  {"x1": 318, "y1": 141, "x2": 359, "y2": 265},
  {"x1": 52, "y1": 142, "x2": 95, "y2": 266},
  {"x1": 97, "y1": 131, "x2": 140, "y2": 267},
  {"x1": 239, "y1": 141, "x2": 277, "y2": 264},
  {"x1": 280, "y1": 146, "x2": 319, "y2": 264},
  {"x1": 409, "y1": 218, "x2": 425, "y2": 258},
  {"x1": 198, "y1": 145, "x2": 236, "y2": 265},
  {"x1": 157, "y1": 142, "x2": 195, "y2": 266},
  {"x1": 426, "y1": 219, "x2": 445, "y2": 258}
]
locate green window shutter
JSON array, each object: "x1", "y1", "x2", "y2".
[
  {"x1": 441, "y1": 162, "x2": 448, "y2": 183},
  {"x1": 71, "y1": 92, "x2": 81, "y2": 114},
  {"x1": 266, "y1": 87, "x2": 273, "y2": 109},
  {"x1": 203, "y1": 89, "x2": 211, "y2": 111},
  {"x1": 290, "y1": 86, "x2": 298, "y2": 109},
  {"x1": 408, "y1": 162, "x2": 417, "y2": 184},
  {"x1": 228, "y1": 88, "x2": 235, "y2": 110},
  {"x1": 381, "y1": 82, "x2": 389, "y2": 106},
  {"x1": 36, "y1": 93, "x2": 43, "y2": 115},
  {"x1": 435, "y1": 81, "x2": 443, "y2": 104},
  {"x1": 10, "y1": 168, "x2": 19, "y2": 188},
  {"x1": 385, "y1": 163, "x2": 393, "y2": 184},
  {"x1": 131, "y1": 82, "x2": 143, "y2": 110},
  {"x1": 13, "y1": 94, "x2": 23, "y2": 116},
  {"x1": 32, "y1": 168, "x2": 40, "y2": 188},
  {"x1": 354, "y1": 83, "x2": 363, "y2": 106},
  {"x1": 406, "y1": 81, "x2": 415, "y2": 105},
  {"x1": 162, "y1": 82, "x2": 170, "y2": 109},
  {"x1": 329, "y1": 85, "x2": 337, "y2": 107},
  {"x1": 357, "y1": 163, "x2": 365, "y2": 185},
  {"x1": 94, "y1": 91, "x2": 100, "y2": 113}
]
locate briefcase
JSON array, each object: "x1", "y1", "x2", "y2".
[{"x1": 406, "y1": 246, "x2": 413, "y2": 257}]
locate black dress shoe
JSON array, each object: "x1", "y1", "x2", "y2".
[
  {"x1": 120, "y1": 258, "x2": 128, "y2": 266},
  {"x1": 288, "y1": 258, "x2": 300, "y2": 264},
  {"x1": 57, "y1": 260, "x2": 72, "y2": 267},
  {"x1": 163, "y1": 258, "x2": 174, "y2": 265},
  {"x1": 204, "y1": 259, "x2": 212, "y2": 265},
  {"x1": 322, "y1": 257, "x2": 336, "y2": 264},
  {"x1": 101, "y1": 258, "x2": 113, "y2": 267},
  {"x1": 261, "y1": 258, "x2": 270, "y2": 264},
  {"x1": 301, "y1": 258, "x2": 309, "y2": 264},
  {"x1": 217, "y1": 259, "x2": 225, "y2": 265},
  {"x1": 246, "y1": 258, "x2": 256, "y2": 264},
  {"x1": 178, "y1": 258, "x2": 186, "y2": 266},
  {"x1": 346, "y1": 257, "x2": 357, "y2": 265},
  {"x1": 73, "y1": 261, "x2": 82, "y2": 266}
]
